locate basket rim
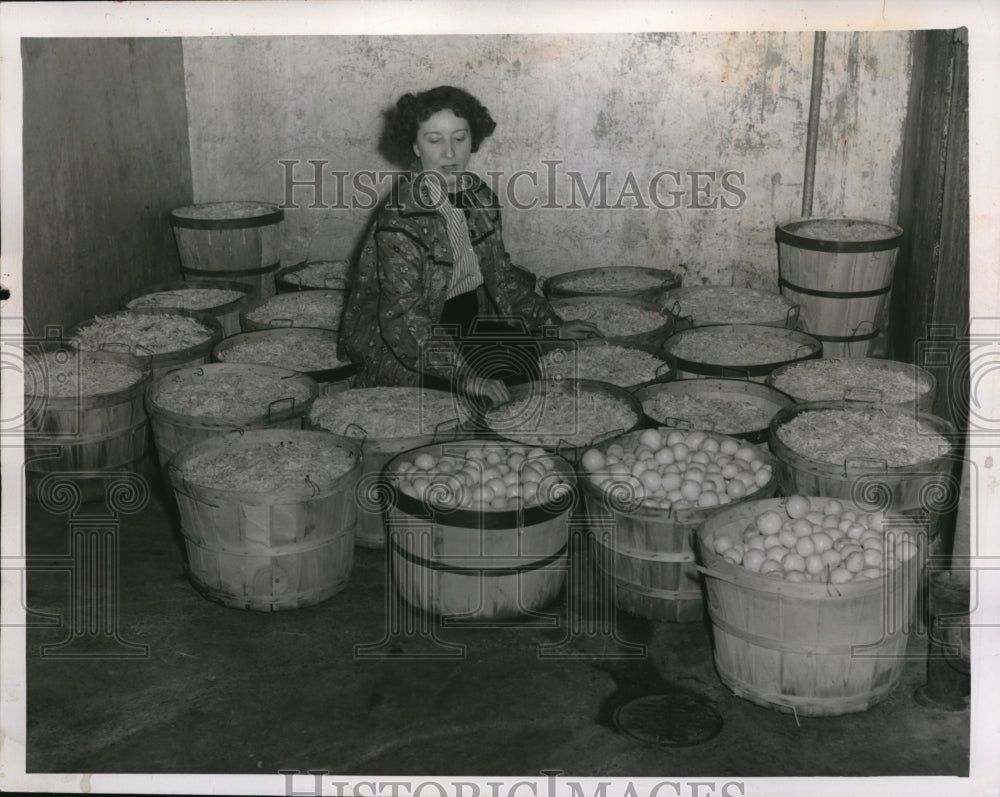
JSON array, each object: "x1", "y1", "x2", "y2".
[
  {"x1": 68, "y1": 308, "x2": 224, "y2": 359},
  {"x1": 384, "y1": 437, "x2": 577, "y2": 528},
  {"x1": 545, "y1": 265, "x2": 682, "y2": 289},
  {"x1": 120, "y1": 279, "x2": 255, "y2": 314},
  {"x1": 211, "y1": 327, "x2": 355, "y2": 376},
  {"x1": 168, "y1": 427, "x2": 362, "y2": 499},
  {"x1": 145, "y1": 362, "x2": 319, "y2": 425},
  {"x1": 239, "y1": 289, "x2": 348, "y2": 329},
  {"x1": 764, "y1": 357, "x2": 937, "y2": 404},
  {"x1": 537, "y1": 338, "x2": 678, "y2": 388},
  {"x1": 169, "y1": 200, "x2": 283, "y2": 229},
  {"x1": 775, "y1": 216, "x2": 903, "y2": 253},
  {"x1": 662, "y1": 323, "x2": 823, "y2": 372},
  {"x1": 767, "y1": 399, "x2": 958, "y2": 472},
  {"x1": 695, "y1": 494, "x2": 924, "y2": 598},
  {"x1": 577, "y1": 425, "x2": 777, "y2": 519},
  {"x1": 633, "y1": 377, "x2": 795, "y2": 436},
  {"x1": 21, "y1": 342, "x2": 153, "y2": 401},
  {"x1": 276, "y1": 258, "x2": 351, "y2": 287},
  {"x1": 659, "y1": 285, "x2": 799, "y2": 324},
  {"x1": 481, "y1": 377, "x2": 644, "y2": 454},
  {"x1": 306, "y1": 385, "x2": 462, "y2": 443}
]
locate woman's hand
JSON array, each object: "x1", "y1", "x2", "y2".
[{"x1": 558, "y1": 319, "x2": 604, "y2": 340}]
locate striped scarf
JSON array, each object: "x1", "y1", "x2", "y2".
[{"x1": 421, "y1": 175, "x2": 484, "y2": 299}]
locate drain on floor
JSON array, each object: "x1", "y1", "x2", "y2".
[{"x1": 612, "y1": 693, "x2": 723, "y2": 748}]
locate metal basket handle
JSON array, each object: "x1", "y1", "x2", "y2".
[
  {"x1": 590, "y1": 427, "x2": 628, "y2": 448},
  {"x1": 842, "y1": 386, "x2": 884, "y2": 404},
  {"x1": 844, "y1": 456, "x2": 889, "y2": 476},
  {"x1": 654, "y1": 358, "x2": 675, "y2": 380},
  {"x1": 720, "y1": 366, "x2": 751, "y2": 380},
  {"x1": 267, "y1": 396, "x2": 295, "y2": 418},
  {"x1": 343, "y1": 421, "x2": 369, "y2": 443},
  {"x1": 432, "y1": 416, "x2": 461, "y2": 441},
  {"x1": 555, "y1": 438, "x2": 576, "y2": 461},
  {"x1": 658, "y1": 416, "x2": 694, "y2": 430},
  {"x1": 784, "y1": 305, "x2": 801, "y2": 329}
]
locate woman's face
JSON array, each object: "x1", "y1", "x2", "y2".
[{"x1": 412, "y1": 109, "x2": 473, "y2": 190}]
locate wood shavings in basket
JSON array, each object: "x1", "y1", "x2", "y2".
[
  {"x1": 552, "y1": 297, "x2": 668, "y2": 337},
  {"x1": 245, "y1": 292, "x2": 345, "y2": 330},
  {"x1": 790, "y1": 219, "x2": 898, "y2": 242},
  {"x1": 181, "y1": 438, "x2": 356, "y2": 492},
  {"x1": 309, "y1": 387, "x2": 466, "y2": 439},
  {"x1": 775, "y1": 407, "x2": 949, "y2": 467},
  {"x1": 172, "y1": 201, "x2": 276, "y2": 220},
  {"x1": 23, "y1": 351, "x2": 144, "y2": 398},
  {"x1": 484, "y1": 390, "x2": 639, "y2": 447},
  {"x1": 555, "y1": 270, "x2": 668, "y2": 292},
  {"x1": 150, "y1": 369, "x2": 314, "y2": 419},
  {"x1": 539, "y1": 345, "x2": 668, "y2": 386},
  {"x1": 283, "y1": 260, "x2": 351, "y2": 288},
  {"x1": 642, "y1": 393, "x2": 775, "y2": 434},
  {"x1": 665, "y1": 287, "x2": 794, "y2": 326},
  {"x1": 769, "y1": 359, "x2": 930, "y2": 404},
  {"x1": 71, "y1": 311, "x2": 214, "y2": 355},
  {"x1": 669, "y1": 326, "x2": 811, "y2": 366},
  {"x1": 217, "y1": 335, "x2": 349, "y2": 372},
  {"x1": 126, "y1": 288, "x2": 245, "y2": 311}
]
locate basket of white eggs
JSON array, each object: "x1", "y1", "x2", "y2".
[
  {"x1": 384, "y1": 439, "x2": 577, "y2": 620},
  {"x1": 694, "y1": 493, "x2": 925, "y2": 717},
  {"x1": 578, "y1": 426, "x2": 777, "y2": 623}
]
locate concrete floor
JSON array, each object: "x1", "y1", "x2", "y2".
[{"x1": 22, "y1": 468, "x2": 970, "y2": 780}]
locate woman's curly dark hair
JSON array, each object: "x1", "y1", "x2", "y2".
[{"x1": 378, "y1": 85, "x2": 497, "y2": 166}]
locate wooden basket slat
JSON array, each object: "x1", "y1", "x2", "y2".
[
  {"x1": 696, "y1": 495, "x2": 923, "y2": 716},
  {"x1": 169, "y1": 429, "x2": 362, "y2": 611}
]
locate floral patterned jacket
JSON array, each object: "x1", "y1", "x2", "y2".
[{"x1": 338, "y1": 172, "x2": 564, "y2": 387}]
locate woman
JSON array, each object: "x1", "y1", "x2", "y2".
[{"x1": 339, "y1": 85, "x2": 600, "y2": 408}]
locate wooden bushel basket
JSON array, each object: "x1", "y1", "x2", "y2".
[
  {"x1": 776, "y1": 217, "x2": 903, "y2": 358},
  {"x1": 696, "y1": 496, "x2": 925, "y2": 716},
  {"x1": 580, "y1": 428, "x2": 778, "y2": 622},
  {"x1": 537, "y1": 338, "x2": 677, "y2": 393},
  {"x1": 145, "y1": 362, "x2": 317, "y2": 470},
  {"x1": 23, "y1": 342, "x2": 153, "y2": 503},
  {"x1": 120, "y1": 279, "x2": 256, "y2": 337},
  {"x1": 276, "y1": 259, "x2": 352, "y2": 292},
  {"x1": 68, "y1": 308, "x2": 224, "y2": 383},
  {"x1": 384, "y1": 440, "x2": 576, "y2": 619},
  {"x1": 542, "y1": 266, "x2": 682, "y2": 302},
  {"x1": 634, "y1": 377, "x2": 795, "y2": 445},
  {"x1": 168, "y1": 429, "x2": 362, "y2": 611},
  {"x1": 548, "y1": 295, "x2": 680, "y2": 350},
  {"x1": 212, "y1": 327, "x2": 357, "y2": 396},
  {"x1": 765, "y1": 357, "x2": 937, "y2": 413},
  {"x1": 662, "y1": 324, "x2": 822, "y2": 384},
  {"x1": 481, "y1": 378, "x2": 645, "y2": 465},
  {"x1": 305, "y1": 393, "x2": 461, "y2": 549},
  {"x1": 767, "y1": 400, "x2": 958, "y2": 555},
  {"x1": 239, "y1": 289, "x2": 348, "y2": 333},
  {"x1": 768, "y1": 402, "x2": 957, "y2": 510},
  {"x1": 659, "y1": 286, "x2": 801, "y2": 330},
  {"x1": 170, "y1": 201, "x2": 284, "y2": 298}
]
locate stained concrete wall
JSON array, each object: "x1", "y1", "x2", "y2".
[
  {"x1": 21, "y1": 38, "x2": 193, "y2": 333},
  {"x1": 183, "y1": 31, "x2": 911, "y2": 289}
]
